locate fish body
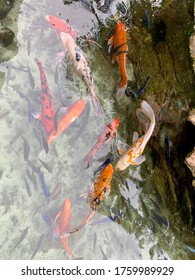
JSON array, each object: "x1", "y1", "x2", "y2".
[
  {"x1": 84, "y1": 118, "x2": 119, "y2": 166},
  {"x1": 34, "y1": 58, "x2": 55, "y2": 135},
  {"x1": 45, "y1": 15, "x2": 77, "y2": 38},
  {"x1": 89, "y1": 163, "x2": 114, "y2": 210},
  {"x1": 59, "y1": 32, "x2": 103, "y2": 115},
  {"x1": 38, "y1": 171, "x2": 51, "y2": 202},
  {"x1": 55, "y1": 198, "x2": 75, "y2": 258},
  {"x1": 42, "y1": 214, "x2": 56, "y2": 241},
  {"x1": 47, "y1": 99, "x2": 85, "y2": 144},
  {"x1": 115, "y1": 101, "x2": 155, "y2": 171},
  {"x1": 11, "y1": 227, "x2": 28, "y2": 251},
  {"x1": 108, "y1": 21, "x2": 128, "y2": 98}
]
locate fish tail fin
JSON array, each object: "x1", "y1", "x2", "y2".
[
  {"x1": 89, "y1": 87, "x2": 104, "y2": 115},
  {"x1": 83, "y1": 153, "x2": 93, "y2": 168},
  {"x1": 141, "y1": 100, "x2": 155, "y2": 123},
  {"x1": 116, "y1": 84, "x2": 127, "y2": 99},
  {"x1": 92, "y1": 96, "x2": 104, "y2": 116},
  {"x1": 60, "y1": 236, "x2": 76, "y2": 258}
]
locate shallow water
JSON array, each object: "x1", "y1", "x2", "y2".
[{"x1": 0, "y1": 0, "x2": 194, "y2": 260}]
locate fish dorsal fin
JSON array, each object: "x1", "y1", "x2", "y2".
[{"x1": 132, "y1": 131, "x2": 139, "y2": 144}]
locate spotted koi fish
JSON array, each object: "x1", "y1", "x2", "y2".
[
  {"x1": 59, "y1": 32, "x2": 103, "y2": 115},
  {"x1": 45, "y1": 15, "x2": 77, "y2": 38},
  {"x1": 34, "y1": 58, "x2": 55, "y2": 135},
  {"x1": 54, "y1": 198, "x2": 75, "y2": 258},
  {"x1": 115, "y1": 100, "x2": 155, "y2": 171},
  {"x1": 84, "y1": 118, "x2": 119, "y2": 166},
  {"x1": 88, "y1": 163, "x2": 114, "y2": 210},
  {"x1": 66, "y1": 163, "x2": 114, "y2": 235},
  {"x1": 108, "y1": 21, "x2": 128, "y2": 99}
]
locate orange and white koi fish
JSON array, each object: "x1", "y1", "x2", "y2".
[
  {"x1": 34, "y1": 58, "x2": 55, "y2": 135},
  {"x1": 47, "y1": 99, "x2": 85, "y2": 144},
  {"x1": 88, "y1": 163, "x2": 114, "y2": 211},
  {"x1": 115, "y1": 100, "x2": 155, "y2": 171},
  {"x1": 84, "y1": 118, "x2": 119, "y2": 166},
  {"x1": 67, "y1": 164, "x2": 114, "y2": 234},
  {"x1": 54, "y1": 198, "x2": 75, "y2": 258},
  {"x1": 45, "y1": 15, "x2": 77, "y2": 38},
  {"x1": 59, "y1": 32, "x2": 103, "y2": 115},
  {"x1": 108, "y1": 21, "x2": 128, "y2": 99}
]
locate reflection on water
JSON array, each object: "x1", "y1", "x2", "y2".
[{"x1": 0, "y1": 0, "x2": 193, "y2": 260}]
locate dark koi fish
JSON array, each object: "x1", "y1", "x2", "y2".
[
  {"x1": 42, "y1": 214, "x2": 56, "y2": 241},
  {"x1": 21, "y1": 136, "x2": 30, "y2": 161},
  {"x1": 18, "y1": 92, "x2": 33, "y2": 122},
  {"x1": 133, "y1": 76, "x2": 150, "y2": 99},
  {"x1": 10, "y1": 227, "x2": 28, "y2": 252},
  {"x1": 38, "y1": 170, "x2": 51, "y2": 202},
  {"x1": 31, "y1": 234, "x2": 44, "y2": 260},
  {"x1": 33, "y1": 58, "x2": 55, "y2": 135}
]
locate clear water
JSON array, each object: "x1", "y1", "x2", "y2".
[{"x1": 0, "y1": 0, "x2": 193, "y2": 260}]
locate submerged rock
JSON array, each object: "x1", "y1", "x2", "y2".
[
  {"x1": 0, "y1": 0, "x2": 15, "y2": 19},
  {"x1": 0, "y1": 27, "x2": 15, "y2": 47}
]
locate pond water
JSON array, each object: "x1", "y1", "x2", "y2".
[{"x1": 0, "y1": 0, "x2": 194, "y2": 260}]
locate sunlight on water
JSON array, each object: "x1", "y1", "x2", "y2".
[{"x1": 0, "y1": 0, "x2": 192, "y2": 260}]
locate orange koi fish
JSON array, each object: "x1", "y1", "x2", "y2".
[
  {"x1": 115, "y1": 101, "x2": 155, "y2": 171},
  {"x1": 45, "y1": 15, "x2": 77, "y2": 38},
  {"x1": 55, "y1": 198, "x2": 75, "y2": 258},
  {"x1": 59, "y1": 32, "x2": 103, "y2": 115},
  {"x1": 84, "y1": 118, "x2": 119, "y2": 166},
  {"x1": 47, "y1": 99, "x2": 85, "y2": 144},
  {"x1": 108, "y1": 21, "x2": 128, "y2": 99},
  {"x1": 88, "y1": 163, "x2": 114, "y2": 211},
  {"x1": 34, "y1": 58, "x2": 55, "y2": 135},
  {"x1": 66, "y1": 164, "x2": 114, "y2": 235}
]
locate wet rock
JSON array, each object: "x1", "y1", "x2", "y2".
[
  {"x1": 63, "y1": 0, "x2": 74, "y2": 4},
  {"x1": 185, "y1": 149, "x2": 195, "y2": 178},
  {"x1": 0, "y1": 0, "x2": 15, "y2": 20},
  {"x1": 0, "y1": 27, "x2": 15, "y2": 47}
]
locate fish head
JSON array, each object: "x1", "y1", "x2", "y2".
[
  {"x1": 71, "y1": 99, "x2": 85, "y2": 115},
  {"x1": 116, "y1": 21, "x2": 126, "y2": 32},
  {"x1": 45, "y1": 15, "x2": 77, "y2": 37},
  {"x1": 62, "y1": 198, "x2": 71, "y2": 213},
  {"x1": 112, "y1": 118, "x2": 120, "y2": 130}
]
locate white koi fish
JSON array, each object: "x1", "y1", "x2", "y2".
[
  {"x1": 115, "y1": 100, "x2": 155, "y2": 171},
  {"x1": 59, "y1": 32, "x2": 103, "y2": 115}
]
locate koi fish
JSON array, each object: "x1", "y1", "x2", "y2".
[
  {"x1": 84, "y1": 118, "x2": 119, "y2": 166},
  {"x1": 108, "y1": 21, "x2": 128, "y2": 99},
  {"x1": 54, "y1": 198, "x2": 75, "y2": 258},
  {"x1": 115, "y1": 100, "x2": 155, "y2": 171},
  {"x1": 59, "y1": 32, "x2": 103, "y2": 115},
  {"x1": 88, "y1": 163, "x2": 114, "y2": 211},
  {"x1": 67, "y1": 164, "x2": 114, "y2": 235},
  {"x1": 34, "y1": 58, "x2": 55, "y2": 135},
  {"x1": 47, "y1": 99, "x2": 85, "y2": 144},
  {"x1": 45, "y1": 15, "x2": 77, "y2": 38}
]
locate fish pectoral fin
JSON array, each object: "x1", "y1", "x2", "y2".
[
  {"x1": 134, "y1": 155, "x2": 146, "y2": 165},
  {"x1": 54, "y1": 210, "x2": 61, "y2": 224},
  {"x1": 132, "y1": 131, "x2": 139, "y2": 144},
  {"x1": 32, "y1": 112, "x2": 42, "y2": 120},
  {"x1": 108, "y1": 36, "x2": 114, "y2": 52}
]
